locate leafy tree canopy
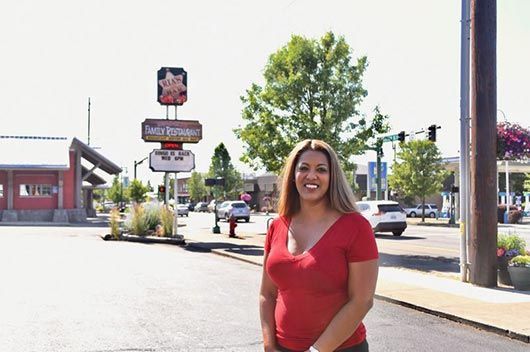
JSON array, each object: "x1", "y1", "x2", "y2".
[
  {"x1": 207, "y1": 143, "x2": 243, "y2": 199},
  {"x1": 188, "y1": 171, "x2": 208, "y2": 202},
  {"x1": 235, "y1": 31, "x2": 389, "y2": 175},
  {"x1": 388, "y1": 140, "x2": 449, "y2": 221},
  {"x1": 107, "y1": 175, "x2": 130, "y2": 204},
  {"x1": 129, "y1": 179, "x2": 150, "y2": 203}
]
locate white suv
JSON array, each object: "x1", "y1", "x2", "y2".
[
  {"x1": 216, "y1": 201, "x2": 251, "y2": 222},
  {"x1": 357, "y1": 200, "x2": 407, "y2": 236}
]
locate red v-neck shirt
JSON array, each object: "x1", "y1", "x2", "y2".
[{"x1": 264, "y1": 212, "x2": 378, "y2": 351}]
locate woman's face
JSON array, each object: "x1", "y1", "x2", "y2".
[{"x1": 294, "y1": 150, "x2": 330, "y2": 205}]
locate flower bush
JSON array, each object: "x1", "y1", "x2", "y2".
[
  {"x1": 497, "y1": 233, "x2": 527, "y2": 258},
  {"x1": 510, "y1": 255, "x2": 530, "y2": 267},
  {"x1": 497, "y1": 122, "x2": 530, "y2": 160}
]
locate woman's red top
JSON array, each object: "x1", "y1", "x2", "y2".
[{"x1": 264, "y1": 212, "x2": 378, "y2": 351}]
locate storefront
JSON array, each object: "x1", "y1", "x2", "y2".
[{"x1": 0, "y1": 136, "x2": 121, "y2": 223}]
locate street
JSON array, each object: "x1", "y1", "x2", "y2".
[
  {"x1": 1, "y1": 223, "x2": 529, "y2": 351},
  {"x1": 181, "y1": 211, "x2": 530, "y2": 275}
]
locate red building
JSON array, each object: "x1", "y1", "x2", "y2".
[{"x1": 0, "y1": 136, "x2": 121, "y2": 223}]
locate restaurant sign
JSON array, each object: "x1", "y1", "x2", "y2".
[{"x1": 141, "y1": 119, "x2": 202, "y2": 143}]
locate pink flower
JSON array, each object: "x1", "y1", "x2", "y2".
[{"x1": 497, "y1": 248, "x2": 506, "y2": 257}]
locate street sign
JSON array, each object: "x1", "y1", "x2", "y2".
[
  {"x1": 368, "y1": 161, "x2": 387, "y2": 191},
  {"x1": 149, "y1": 149, "x2": 195, "y2": 172},
  {"x1": 382, "y1": 134, "x2": 399, "y2": 143},
  {"x1": 142, "y1": 119, "x2": 202, "y2": 143}
]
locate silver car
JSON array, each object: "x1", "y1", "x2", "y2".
[
  {"x1": 216, "y1": 201, "x2": 250, "y2": 222},
  {"x1": 177, "y1": 204, "x2": 189, "y2": 217}
]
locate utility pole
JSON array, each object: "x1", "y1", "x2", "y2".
[
  {"x1": 469, "y1": 0, "x2": 497, "y2": 287},
  {"x1": 459, "y1": 0, "x2": 471, "y2": 282}
]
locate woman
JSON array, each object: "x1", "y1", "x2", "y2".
[{"x1": 259, "y1": 139, "x2": 379, "y2": 352}]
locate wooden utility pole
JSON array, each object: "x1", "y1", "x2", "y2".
[{"x1": 469, "y1": 0, "x2": 497, "y2": 287}]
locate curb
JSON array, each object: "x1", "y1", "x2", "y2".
[
  {"x1": 374, "y1": 294, "x2": 530, "y2": 344},
  {"x1": 102, "y1": 233, "x2": 186, "y2": 245}
]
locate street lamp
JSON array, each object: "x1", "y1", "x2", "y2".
[{"x1": 134, "y1": 157, "x2": 148, "y2": 179}]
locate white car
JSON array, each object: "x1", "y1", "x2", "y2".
[
  {"x1": 216, "y1": 201, "x2": 250, "y2": 222},
  {"x1": 404, "y1": 204, "x2": 438, "y2": 218},
  {"x1": 357, "y1": 200, "x2": 407, "y2": 236},
  {"x1": 176, "y1": 204, "x2": 189, "y2": 217}
]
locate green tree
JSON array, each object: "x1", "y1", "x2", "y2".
[
  {"x1": 188, "y1": 171, "x2": 208, "y2": 202},
  {"x1": 524, "y1": 174, "x2": 530, "y2": 193},
  {"x1": 107, "y1": 175, "x2": 130, "y2": 205},
  {"x1": 129, "y1": 179, "x2": 149, "y2": 203},
  {"x1": 388, "y1": 140, "x2": 449, "y2": 222},
  {"x1": 234, "y1": 31, "x2": 389, "y2": 176},
  {"x1": 208, "y1": 143, "x2": 243, "y2": 199}
]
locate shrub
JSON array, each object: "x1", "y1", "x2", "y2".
[
  {"x1": 510, "y1": 255, "x2": 530, "y2": 267},
  {"x1": 497, "y1": 205, "x2": 522, "y2": 223},
  {"x1": 497, "y1": 233, "x2": 527, "y2": 257},
  {"x1": 508, "y1": 210, "x2": 523, "y2": 224},
  {"x1": 127, "y1": 203, "x2": 149, "y2": 236},
  {"x1": 143, "y1": 202, "x2": 162, "y2": 231},
  {"x1": 109, "y1": 207, "x2": 121, "y2": 240},
  {"x1": 159, "y1": 205, "x2": 174, "y2": 237}
]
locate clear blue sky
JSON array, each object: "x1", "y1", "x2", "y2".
[{"x1": 1, "y1": 0, "x2": 528, "y2": 186}]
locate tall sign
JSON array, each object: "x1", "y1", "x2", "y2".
[{"x1": 158, "y1": 67, "x2": 187, "y2": 105}]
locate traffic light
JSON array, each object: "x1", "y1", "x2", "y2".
[
  {"x1": 158, "y1": 185, "x2": 166, "y2": 193},
  {"x1": 428, "y1": 124, "x2": 437, "y2": 142},
  {"x1": 397, "y1": 131, "x2": 405, "y2": 142}
]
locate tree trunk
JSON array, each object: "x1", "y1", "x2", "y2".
[{"x1": 421, "y1": 197, "x2": 426, "y2": 222}]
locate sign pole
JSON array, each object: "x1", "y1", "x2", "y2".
[{"x1": 173, "y1": 105, "x2": 179, "y2": 237}]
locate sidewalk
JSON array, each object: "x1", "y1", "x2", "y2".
[{"x1": 180, "y1": 224, "x2": 530, "y2": 344}]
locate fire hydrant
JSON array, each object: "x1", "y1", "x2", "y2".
[{"x1": 229, "y1": 214, "x2": 237, "y2": 238}]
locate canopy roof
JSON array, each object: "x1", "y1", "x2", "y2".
[{"x1": 0, "y1": 136, "x2": 70, "y2": 170}]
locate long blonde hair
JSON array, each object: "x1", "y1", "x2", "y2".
[{"x1": 277, "y1": 139, "x2": 359, "y2": 217}]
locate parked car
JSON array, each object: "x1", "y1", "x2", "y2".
[
  {"x1": 357, "y1": 200, "x2": 407, "y2": 236},
  {"x1": 187, "y1": 202, "x2": 196, "y2": 211},
  {"x1": 194, "y1": 202, "x2": 209, "y2": 212},
  {"x1": 207, "y1": 199, "x2": 217, "y2": 213},
  {"x1": 216, "y1": 201, "x2": 250, "y2": 222},
  {"x1": 177, "y1": 204, "x2": 189, "y2": 217},
  {"x1": 404, "y1": 204, "x2": 438, "y2": 218}
]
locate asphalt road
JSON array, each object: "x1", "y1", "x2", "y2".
[
  {"x1": 1, "y1": 224, "x2": 529, "y2": 351},
  {"x1": 184, "y1": 211, "x2": 530, "y2": 276}
]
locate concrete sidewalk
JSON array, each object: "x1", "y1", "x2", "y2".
[{"x1": 180, "y1": 225, "x2": 530, "y2": 344}]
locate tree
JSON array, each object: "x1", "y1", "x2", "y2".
[
  {"x1": 107, "y1": 175, "x2": 130, "y2": 205},
  {"x1": 208, "y1": 143, "x2": 243, "y2": 199},
  {"x1": 234, "y1": 31, "x2": 389, "y2": 176},
  {"x1": 388, "y1": 140, "x2": 449, "y2": 222},
  {"x1": 129, "y1": 179, "x2": 149, "y2": 203},
  {"x1": 188, "y1": 171, "x2": 208, "y2": 202}
]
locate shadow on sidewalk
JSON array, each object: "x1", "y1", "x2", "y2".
[
  {"x1": 375, "y1": 234, "x2": 426, "y2": 240},
  {"x1": 379, "y1": 252, "x2": 459, "y2": 274},
  {"x1": 184, "y1": 241, "x2": 264, "y2": 257}
]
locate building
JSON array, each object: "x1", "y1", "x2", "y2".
[{"x1": 0, "y1": 136, "x2": 121, "y2": 223}]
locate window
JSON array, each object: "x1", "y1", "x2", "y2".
[
  {"x1": 0, "y1": 184, "x2": 3, "y2": 197},
  {"x1": 19, "y1": 184, "x2": 52, "y2": 197}
]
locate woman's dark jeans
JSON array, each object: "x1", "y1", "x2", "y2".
[{"x1": 278, "y1": 339, "x2": 369, "y2": 352}]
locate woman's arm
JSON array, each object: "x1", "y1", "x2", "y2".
[
  {"x1": 260, "y1": 252, "x2": 280, "y2": 352},
  {"x1": 310, "y1": 259, "x2": 379, "y2": 352}
]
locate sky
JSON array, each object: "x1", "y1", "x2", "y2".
[{"x1": 1, "y1": 0, "x2": 529, "y2": 187}]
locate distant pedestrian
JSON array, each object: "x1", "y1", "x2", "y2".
[{"x1": 259, "y1": 139, "x2": 378, "y2": 352}]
